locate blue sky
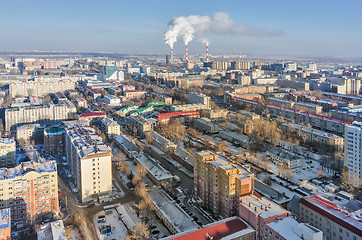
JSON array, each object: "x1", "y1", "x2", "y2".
[{"x1": 0, "y1": 0, "x2": 361, "y2": 57}]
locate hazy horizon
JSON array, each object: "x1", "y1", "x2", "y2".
[{"x1": 1, "y1": 0, "x2": 361, "y2": 58}]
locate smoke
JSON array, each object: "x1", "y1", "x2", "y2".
[
  {"x1": 164, "y1": 12, "x2": 284, "y2": 48},
  {"x1": 199, "y1": 37, "x2": 209, "y2": 46}
]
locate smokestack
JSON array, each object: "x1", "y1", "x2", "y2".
[
  {"x1": 206, "y1": 42, "x2": 209, "y2": 62},
  {"x1": 171, "y1": 48, "x2": 173, "y2": 61},
  {"x1": 185, "y1": 45, "x2": 189, "y2": 63}
]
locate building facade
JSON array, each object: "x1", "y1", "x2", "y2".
[
  {"x1": 44, "y1": 127, "x2": 65, "y2": 154},
  {"x1": 65, "y1": 125, "x2": 113, "y2": 202},
  {"x1": 0, "y1": 138, "x2": 16, "y2": 168},
  {"x1": 344, "y1": 122, "x2": 362, "y2": 187},
  {"x1": 299, "y1": 194, "x2": 362, "y2": 240},
  {"x1": 9, "y1": 78, "x2": 75, "y2": 97},
  {"x1": 194, "y1": 151, "x2": 254, "y2": 218},
  {"x1": 5, "y1": 101, "x2": 76, "y2": 131},
  {"x1": 0, "y1": 161, "x2": 59, "y2": 225}
]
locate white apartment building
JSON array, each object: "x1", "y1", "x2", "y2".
[
  {"x1": 9, "y1": 78, "x2": 76, "y2": 97},
  {"x1": 5, "y1": 100, "x2": 76, "y2": 131},
  {"x1": 344, "y1": 121, "x2": 362, "y2": 188},
  {"x1": 65, "y1": 125, "x2": 112, "y2": 202},
  {"x1": 103, "y1": 95, "x2": 120, "y2": 106}
]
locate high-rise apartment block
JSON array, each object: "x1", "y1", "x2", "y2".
[
  {"x1": 211, "y1": 61, "x2": 228, "y2": 71},
  {"x1": 65, "y1": 125, "x2": 113, "y2": 202},
  {"x1": 5, "y1": 100, "x2": 76, "y2": 131},
  {"x1": 0, "y1": 138, "x2": 16, "y2": 168},
  {"x1": 231, "y1": 61, "x2": 250, "y2": 70},
  {"x1": 194, "y1": 151, "x2": 254, "y2": 218},
  {"x1": 44, "y1": 127, "x2": 65, "y2": 154},
  {"x1": 344, "y1": 121, "x2": 362, "y2": 188},
  {"x1": 9, "y1": 78, "x2": 75, "y2": 97},
  {"x1": 0, "y1": 161, "x2": 59, "y2": 225}
]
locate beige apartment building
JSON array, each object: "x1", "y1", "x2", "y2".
[
  {"x1": 0, "y1": 161, "x2": 59, "y2": 225},
  {"x1": 65, "y1": 125, "x2": 113, "y2": 202},
  {"x1": 9, "y1": 78, "x2": 76, "y2": 97},
  {"x1": 0, "y1": 138, "x2": 16, "y2": 168},
  {"x1": 99, "y1": 118, "x2": 120, "y2": 137},
  {"x1": 194, "y1": 151, "x2": 254, "y2": 218}
]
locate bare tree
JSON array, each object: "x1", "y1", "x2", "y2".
[{"x1": 125, "y1": 222, "x2": 150, "y2": 240}]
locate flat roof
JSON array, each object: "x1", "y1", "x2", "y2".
[
  {"x1": 267, "y1": 216, "x2": 321, "y2": 240},
  {"x1": 240, "y1": 194, "x2": 288, "y2": 219},
  {"x1": 163, "y1": 216, "x2": 254, "y2": 240}
]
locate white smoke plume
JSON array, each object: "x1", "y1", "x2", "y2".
[
  {"x1": 164, "y1": 12, "x2": 284, "y2": 49},
  {"x1": 199, "y1": 37, "x2": 209, "y2": 46}
]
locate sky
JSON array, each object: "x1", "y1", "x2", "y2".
[{"x1": 0, "y1": 0, "x2": 361, "y2": 58}]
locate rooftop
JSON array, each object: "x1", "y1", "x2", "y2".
[
  {"x1": 148, "y1": 187, "x2": 198, "y2": 234},
  {"x1": 267, "y1": 216, "x2": 322, "y2": 240},
  {"x1": 134, "y1": 154, "x2": 173, "y2": 181},
  {"x1": 66, "y1": 125, "x2": 111, "y2": 158},
  {"x1": 0, "y1": 160, "x2": 57, "y2": 180},
  {"x1": 163, "y1": 216, "x2": 254, "y2": 240},
  {"x1": 37, "y1": 220, "x2": 67, "y2": 240},
  {"x1": 79, "y1": 112, "x2": 106, "y2": 118},
  {"x1": 300, "y1": 194, "x2": 362, "y2": 237},
  {"x1": 240, "y1": 194, "x2": 288, "y2": 219}
]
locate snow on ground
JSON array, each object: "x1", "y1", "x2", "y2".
[{"x1": 93, "y1": 207, "x2": 128, "y2": 240}]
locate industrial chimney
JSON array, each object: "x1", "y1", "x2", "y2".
[
  {"x1": 206, "y1": 42, "x2": 209, "y2": 62},
  {"x1": 185, "y1": 45, "x2": 189, "y2": 63}
]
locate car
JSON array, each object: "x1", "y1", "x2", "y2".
[{"x1": 152, "y1": 230, "x2": 160, "y2": 235}]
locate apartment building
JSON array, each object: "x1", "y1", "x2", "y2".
[
  {"x1": 238, "y1": 194, "x2": 289, "y2": 240},
  {"x1": 157, "y1": 111, "x2": 200, "y2": 124},
  {"x1": 0, "y1": 138, "x2": 16, "y2": 168},
  {"x1": 149, "y1": 131, "x2": 177, "y2": 152},
  {"x1": 65, "y1": 125, "x2": 112, "y2": 202},
  {"x1": 16, "y1": 124, "x2": 42, "y2": 144},
  {"x1": 282, "y1": 122, "x2": 344, "y2": 151},
  {"x1": 5, "y1": 100, "x2": 76, "y2": 131},
  {"x1": 123, "y1": 90, "x2": 147, "y2": 99},
  {"x1": 193, "y1": 118, "x2": 219, "y2": 134},
  {"x1": 78, "y1": 112, "x2": 106, "y2": 123},
  {"x1": 267, "y1": 149, "x2": 303, "y2": 169},
  {"x1": 43, "y1": 127, "x2": 65, "y2": 154},
  {"x1": 163, "y1": 216, "x2": 255, "y2": 240},
  {"x1": 231, "y1": 61, "x2": 250, "y2": 70},
  {"x1": 103, "y1": 95, "x2": 120, "y2": 106},
  {"x1": 194, "y1": 151, "x2": 254, "y2": 218},
  {"x1": 170, "y1": 103, "x2": 209, "y2": 112},
  {"x1": 299, "y1": 194, "x2": 362, "y2": 240},
  {"x1": 9, "y1": 78, "x2": 75, "y2": 97},
  {"x1": 188, "y1": 92, "x2": 211, "y2": 109},
  {"x1": 74, "y1": 97, "x2": 87, "y2": 109},
  {"x1": 99, "y1": 118, "x2": 120, "y2": 137},
  {"x1": 0, "y1": 161, "x2": 59, "y2": 225},
  {"x1": 126, "y1": 116, "x2": 154, "y2": 137},
  {"x1": 344, "y1": 122, "x2": 362, "y2": 188}
]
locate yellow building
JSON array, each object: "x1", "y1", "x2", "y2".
[
  {"x1": 0, "y1": 138, "x2": 16, "y2": 168},
  {"x1": 0, "y1": 161, "x2": 59, "y2": 225},
  {"x1": 194, "y1": 151, "x2": 254, "y2": 218}
]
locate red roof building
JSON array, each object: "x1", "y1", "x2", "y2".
[
  {"x1": 157, "y1": 111, "x2": 200, "y2": 124},
  {"x1": 79, "y1": 112, "x2": 106, "y2": 122},
  {"x1": 162, "y1": 217, "x2": 255, "y2": 240},
  {"x1": 299, "y1": 194, "x2": 362, "y2": 240}
]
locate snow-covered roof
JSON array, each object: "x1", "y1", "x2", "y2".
[{"x1": 37, "y1": 220, "x2": 67, "y2": 240}]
